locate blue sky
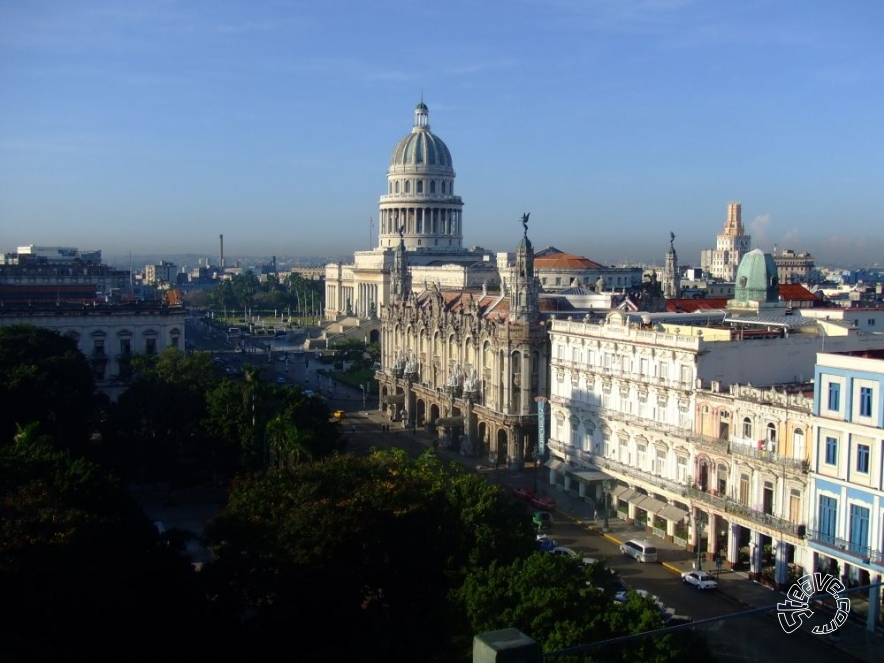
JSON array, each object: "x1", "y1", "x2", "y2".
[{"x1": 1, "y1": 0, "x2": 882, "y2": 267}]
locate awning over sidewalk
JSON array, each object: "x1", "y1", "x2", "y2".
[
  {"x1": 544, "y1": 459, "x2": 565, "y2": 472},
  {"x1": 632, "y1": 495, "x2": 667, "y2": 514},
  {"x1": 617, "y1": 488, "x2": 638, "y2": 503},
  {"x1": 569, "y1": 469, "x2": 611, "y2": 483},
  {"x1": 610, "y1": 485, "x2": 629, "y2": 499},
  {"x1": 658, "y1": 504, "x2": 689, "y2": 522}
]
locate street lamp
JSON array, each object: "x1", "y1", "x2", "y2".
[
  {"x1": 602, "y1": 479, "x2": 614, "y2": 532},
  {"x1": 359, "y1": 384, "x2": 366, "y2": 410}
]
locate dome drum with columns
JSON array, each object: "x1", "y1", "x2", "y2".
[
  {"x1": 378, "y1": 103, "x2": 464, "y2": 253},
  {"x1": 324, "y1": 102, "x2": 488, "y2": 325}
]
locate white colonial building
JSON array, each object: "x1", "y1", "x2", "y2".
[{"x1": 546, "y1": 250, "x2": 884, "y2": 593}]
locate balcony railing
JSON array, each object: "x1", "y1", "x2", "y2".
[
  {"x1": 585, "y1": 452, "x2": 689, "y2": 498},
  {"x1": 730, "y1": 441, "x2": 808, "y2": 473},
  {"x1": 806, "y1": 529, "x2": 877, "y2": 563},
  {"x1": 554, "y1": 401, "x2": 808, "y2": 474},
  {"x1": 688, "y1": 487, "x2": 804, "y2": 537}
]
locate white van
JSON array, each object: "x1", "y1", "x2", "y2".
[{"x1": 619, "y1": 539, "x2": 658, "y2": 563}]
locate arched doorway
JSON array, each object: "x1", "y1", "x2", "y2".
[
  {"x1": 428, "y1": 403, "x2": 440, "y2": 435},
  {"x1": 368, "y1": 329, "x2": 380, "y2": 344},
  {"x1": 496, "y1": 428, "x2": 508, "y2": 466},
  {"x1": 415, "y1": 399, "x2": 426, "y2": 427},
  {"x1": 478, "y1": 421, "x2": 488, "y2": 459}
]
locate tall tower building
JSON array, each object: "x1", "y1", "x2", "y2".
[
  {"x1": 507, "y1": 214, "x2": 540, "y2": 323},
  {"x1": 700, "y1": 202, "x2": 752, "y2": 281}
]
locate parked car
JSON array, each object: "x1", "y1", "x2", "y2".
[
  {"x1": 614, "y1": 589, "x2": 673, "y2": 619},
  {"x1": 512, "y1": 486, "x2": 535, "y2": 501},
  {"x1": 275, "y1": 376, "x2": 287, "y2": 384},
  {"x1": 333, "y1": 410, "x2": 346, "y2": 419},
  {"x1": 532, "y1": 511, "x2": 553, "y2": 530},
  {"x1": 550, "y1": 546, "x2": 597, "y2": 566},
  {"x1": 619, "y1": 539, "x2": 658, "y2": 563},
  {"x1": 681, "y1": 570, "x2": 718, "y2": 590},
  {"x1": 530, "y1": 495, "x2": 556, "y2": 510},
  {"x1": 536, "y1": 534, "x2": 557, "y2": 552}
]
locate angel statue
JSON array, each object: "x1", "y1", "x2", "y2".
[{"x1": 521, "y1": 213, "x2": 530, "y2": 234}]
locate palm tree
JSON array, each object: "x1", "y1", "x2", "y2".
[{"x1": 265, "y1": 415, "x2": 313, "y2": 469}]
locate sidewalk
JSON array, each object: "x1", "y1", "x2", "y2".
[{"x1": 360, "y1": 410, "x2": 883, "y2": 662}]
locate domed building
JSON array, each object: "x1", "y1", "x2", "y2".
[{"x1": 324, "y1": 102, "x2": 492, "y2": 324}]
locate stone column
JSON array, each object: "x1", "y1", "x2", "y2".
[
  {"x1": 867, "y1": 572, "x2": 881, "y2": 632},
  {"x1": 627, "y1": 501, "x2": 637, "y2": 524},
  {"x1": 727, "y1": 523, "x2": 740, "y2": 568},
  {"x1": 578, "y1": 481, "x2": 586, "y2": 499},
  {"x1": 688, "y1": 507, "x2": 699, "y2": 553},
  {"x1": 749, "y1": 530, "x2": 763, "y2": 580},
  {"x1": 707, "y1": 513, "x2": 719, "y2": 557},
  {"x1": 774, "y1": 539, "x2": 789, "y2": 590}
]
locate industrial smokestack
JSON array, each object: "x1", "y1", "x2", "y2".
[{"x1": 219, "y1": 234, "x2": 225, "y2": 268}]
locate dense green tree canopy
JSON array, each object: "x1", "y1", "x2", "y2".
[
  {"x1": 0, "y1": 436, "x2": 212, "y2": 661},
  {"x1": 0, "y1": 324, "x2": 96, "y2": 448},
  {"x1": 203, "y1": 450, "x2": 534, "y2": 662}
]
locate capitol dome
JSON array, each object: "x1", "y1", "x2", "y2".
[
  {"x1": 377, "y1": 102, "x2": 464, "y2": 253},
  {"x1": 388, "y1": 102, "x2": 454, "y2": 174}
]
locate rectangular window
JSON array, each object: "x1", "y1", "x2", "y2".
[
  {"x1": 857, "y1": 444, "x2": 870, "y2": 473},
  {"x1": 654, "y1": 449, "x2": 666, "y2": 475},
  {"x1": 637, "y1": 444, "x2": 646, "y2": 469},
  {"x1": 120, "y1": 338, "x2": 131, "y2": 356},
  {"x1": 848, "y1": 503, "x2": 869, "y2": 555},
  {"x1": 828, "y1": 382, "x2": 840, "y2": 411},
  {"x1": 739, "y1": 474, "x2": 749, "y2": 505},
  {"x1": 859, "y1": 387, "x2": 873, "y2": 417},
  {"x1": 676, "y1": 456, "x2": 687, "y2": 483},
  {"x1": 818, "y1": 496, "x2": 837, "y2": 544},
  {"x1": 825, "y1": 437, "x2": 838, "y2": 465},
  {"x1": 93, "y1": 339, "x2": 105, "y2": 356},
  {"x1": 145, "y1": 338, "x2": 157, "y2": 355}
]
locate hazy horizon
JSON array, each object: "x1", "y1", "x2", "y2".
[{"x1": 2, "y1": 1, "x2": 882, "y2": 267}]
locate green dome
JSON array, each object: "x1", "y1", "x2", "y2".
[
  {"x1": 388, "y1": 103, "x2": 454, "y2": 173},
  {"x1": 734, "y1": 249, "x2": 779, "y2": 303}
]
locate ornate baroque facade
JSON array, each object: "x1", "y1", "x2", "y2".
[{"x1": 375, "y1": 220, "x2": 549, "y2": 469}]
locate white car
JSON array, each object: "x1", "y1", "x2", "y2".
[
  {"x1": 681, "y1": 570, "x2": 718, "y2": 590},
  {"x1": 614, "y1": 589, "x2": 673, "y2": 617},
  {"x1": 550, "y1": 546, "x2": 597, "y2": 566}
]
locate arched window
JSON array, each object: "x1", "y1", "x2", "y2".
[
  {"x1": 405, "y1": 181, "x2": 411, "y2": 193},
  {"x1": 441, "y1": 181, "x2": 446, "y2": 194},
  {"x1": 395, "y1": 181, "x2": 400, "y2": 193},
  {"x1": 742, "y1": 417, "x2": 752, "y2": 438},
  {"x1": 416, "y1": 180, "x2": 423, "y2": 193},
  {"x1": 430, "y1": 180, "x2": 436, "y2": 193},
  {"x1": 766, "y1": 422, "x2": 777, "y2": 442}
]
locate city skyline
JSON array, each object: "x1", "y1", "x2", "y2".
[{"x1": 2, "y1": 1, "x2": 883, "y2": 266}]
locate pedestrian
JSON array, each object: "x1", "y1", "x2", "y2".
[{"x1": 594, "y1": 508, "x2": 599, "y2": 521}]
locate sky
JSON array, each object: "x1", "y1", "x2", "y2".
[{"x1": 1, "y1": 0, "x2": 883, "y2": 267}]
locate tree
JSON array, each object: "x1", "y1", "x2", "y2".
[
  {"x1": 202, "y1": 450, "x2": 533, "y2": 662},
  {"x1": 454, "y1": 556, "x2": 710, "y2": 662},
  {"x1": 0, "y1": 435, "x2": 212, "y2": 661},
  {"x1": 0, "y1": 324, "x2": 96, "y2": 449}
]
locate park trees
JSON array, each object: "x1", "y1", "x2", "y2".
[
  {"x1": 0, "y1": 434, "x2": 211, "y2": 660},
  {"x1": 0, "y1": 324, "x2": 96, "y2": 449},
  {"x1": 202, "y1": 450, "x2": 533, "y2": 662}
]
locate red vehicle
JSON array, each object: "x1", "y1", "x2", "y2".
[
  {"x1": 512, "y1": 486, "x2": 535, "y2": 501},
  {"x1": 530, "y1": 495, "x2": 556, "y2": 510}
]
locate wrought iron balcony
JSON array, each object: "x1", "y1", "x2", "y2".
[
  {"x1": 586, "y1": 453, "x2": 689, "y2": 498},
  {"x1": 688, "y1": 487, "x2": 805, "y2": 537},
  {"x1": 806, "y1": 529, "x2": 875, "y2": 563},
  {"x1": 730, "y1": 440, "x2": 808, "y2": 473}
]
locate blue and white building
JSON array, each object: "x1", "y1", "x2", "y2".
[{"x1": 807, "y1": 349, "x2": 884, "y2": 631}]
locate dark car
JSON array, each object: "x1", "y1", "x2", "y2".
[
  {"x1": 530, "y1": 495, "x2": 556, "y2": 510},
  {"x1": 513, "y1": 486, "x2": 535, "y2": 501}
]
